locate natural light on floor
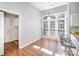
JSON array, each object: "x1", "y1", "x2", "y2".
[
  {"x1": 32, "y1": 44, "x2": 66, "y2": 56},
  {"x1": 33, "y1": 45, "x2": 40, "y2": 49},
  {"x1": 33, "y1": 45, "x2": 52, "y2": 55},
  {"x1": 40, "y1": 48, "x2": 52, "y2": 55}
]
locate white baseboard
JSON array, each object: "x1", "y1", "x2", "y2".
[
  {"x1": 4, "y1": 39, "x2": 18, "y2": 43},
  {"x1": 19, "y1": 37, "x2": 41, "y2": 49}
]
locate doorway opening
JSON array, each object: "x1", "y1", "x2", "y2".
[{"x1": 4, "y1": 12, "x2": 19, "y2": 55}]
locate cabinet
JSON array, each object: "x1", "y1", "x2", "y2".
[
  {"x1": 71, "y1": 13, "x2": 79, "y2": 26},
  {"x1": 42, "y1": 12, "x2": 67, "y2": 37}
]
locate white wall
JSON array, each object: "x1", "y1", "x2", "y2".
[
  {"x1": 19, "y1": 3, "x2": 41, "y2": 47},
  {"x1": 0, "y1": 2, "x2": 41, "y2": 48},
  {"x1": 69, "y1": 2, "x2": 79, "y2": 14},
  {"x1": 42, "y1": 5, "x2": 67, "y2": 15}
]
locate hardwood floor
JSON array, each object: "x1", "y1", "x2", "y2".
[
  {"x1": 4, "y1": 38, "x2": 60, "y2": 56},
  {"x1": 4, "y1": 40, "x2": 19, "y2": 56}
]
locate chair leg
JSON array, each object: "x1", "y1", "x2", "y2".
[{"x1": 65, "y1": 46, "x2": 74, "y2": 56}]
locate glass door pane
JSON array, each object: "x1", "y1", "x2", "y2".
[
  {"x1": 50, "y1": 21, "x2": 55, "y2": 36},
  {"x1": 58, "y1": 20, "x2": 65, "y2": 30},
  {"x1": 57, "y1": 12, "x2": 66, "y2": 37},
  {"x1": 43, "y1": 16, "x2": 48, "y2": 20},
  {"x1": 50, "y1": 21, "x2": 55, "y2": 29},
  {"x1": 49, "y1": 15, "x2": 56, "y2": 20},
  {"x1": 57, "y1": 13, "x2": 65, "y2": 19},
  {"x1": 58, "y1": 20, "x2": 65, "y2": 37},
  {"x1": 43, "y1": 29, "x2": 49, "y2": 36},
  {"x1": 58, "y1": 30, "x2": 65, "y2": 37},
  {"x1": 50, "y1": 30, "x2": 56, "y2": 36},
  {"x1": 43, "y1": 21, "x2": 48, "y2": 36},
  {"x1": 44, "y1": 21, "x2": 48, "y2": 29}
]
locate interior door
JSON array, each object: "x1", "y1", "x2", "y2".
[
  {"x1": 0, "y1": 12, "x2": 4, "y2": 55},
  {"x1": 4, "y1": 14, "x2": 11, "y2": 42},
  {"x1": 10, "y1": 16, "x2": 18, "y2": 41}
]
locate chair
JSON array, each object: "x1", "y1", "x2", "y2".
[{"x1": 60, "y1": 34, "x2": 76, "y2": 56}]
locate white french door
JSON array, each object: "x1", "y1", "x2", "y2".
[
  {"x1": 0, "y1": 12, "x2": 4, "y2": 55},
  {"x1": 42, "y1": 14, "x2": 57, "y2": 37},
  {"x1": 42, "y1": 12, "x2": 66, "y2": 37}
]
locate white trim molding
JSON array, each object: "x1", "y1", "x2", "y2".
[{"x1": 19, "y1": 37, "x2": 42, "y2": 49}]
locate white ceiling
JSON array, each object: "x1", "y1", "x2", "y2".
[{"x1": 30, "y1": 2, "x2": 68, "y2": 11}]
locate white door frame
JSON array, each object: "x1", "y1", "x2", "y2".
[
  {"x1": 0, "y1": 10, "x2": 20, "y2": 55},
  {"x1": 0, "y1": 11, "x2": 4, "y2": 55}
]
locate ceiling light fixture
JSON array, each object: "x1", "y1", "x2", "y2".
[{"x1": 47, "y1": 2, "x2": 51, "y2": 20}]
